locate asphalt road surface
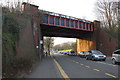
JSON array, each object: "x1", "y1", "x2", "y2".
[{"x1": 26, "y1": 53, "x2": 119, "y2": 80}]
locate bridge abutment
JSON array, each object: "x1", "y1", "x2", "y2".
[
  {"x1": 76, "y1": 20, "x2": 118, "y2": 56},
  {"x1": 93, "y1": 21, "x2": 118, "y2": 56},
  {"x1": 22, "y1": 2, "x2": 118, "y2": 57}
]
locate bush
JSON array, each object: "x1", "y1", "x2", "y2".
[
  {"x1": 2, "y1": 13, "x2": 20, "y2": 78},
  {"x1": 2, "y1": 7, "x2": 39, "y2": 78}
]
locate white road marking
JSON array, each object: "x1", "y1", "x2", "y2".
[
  {"x1": 80, "y1": 64, "x2": 84, "y2": 65},
  {"x1": 97, "y1": 62, "x2": 117, "y2": 67},
  {"x1": 85, "y1": 66, "x2": 90, "y2": 68},
  {"x1": 93, "y1": 69, "x2": 100, "y2": 72},
  {"x1": 76, "y1": 62, "x2": 79, "y2": 64},
  {"x1": 73, "y1": 60, "x2": 76, "y2": 62}
]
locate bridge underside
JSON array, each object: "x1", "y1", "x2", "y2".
[{"x1": 40, "y1": 24, "x2": 93, "y2": 39}]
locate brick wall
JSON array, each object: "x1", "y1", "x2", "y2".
[
  {"x1": 76, "y1": 39, "x2": 95, "y2": 53},
  {"x1": 96, "y1": 28, "x2": 117, "y2": 56},
  {"x1": 16, "y1": 15, "x2": 39, "y2": 59},
  {"x1": 94, "y1": 21, "x2": 118, "y2": 56},
  {"x1": 76, "y1": 21, "x2": 118, "y2": 56}
]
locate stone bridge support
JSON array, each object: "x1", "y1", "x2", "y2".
[
  {"x1": 76, "y1": 21, "x2": 97, "y2": 54},
  {"x1": 21, "y1": 2, "x2": 44, "y2": 60},
  {"x1": 94, "y1": 21, "x2": 118, "y2": 56},
  {"x1": 76, "y1": 39, "x2": 95, "y2": 53}
]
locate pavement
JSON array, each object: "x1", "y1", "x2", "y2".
[{"x1": 25, "y1": 55, "x2": 62, "y2": 78}]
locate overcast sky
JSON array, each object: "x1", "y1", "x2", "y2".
[
  {"x1": 2, "y1": 0, "x2": 98, "y2": 45},
  {"x1": 30, "y1": 0, "x2": 98, "y2": 45},
  {"x1": 32, "y1": 0, "x2": 97, "y2": 21},
  {"x1": 2, "y1": 0, "x2": 98, "y2": 21}
]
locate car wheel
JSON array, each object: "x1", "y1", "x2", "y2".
[
  {"x1": 112, "y1": 59, "x2": 116, "y2": 64},
  {"x1": 86, "y1": 57, "x2": 88, "y2": 60},
  {"x1": 102, "y1": 59, "x2": 106, "y2": 61},
  {"x1": 92, "y1": 57, "x2": 95, "y2": 61},
  {"x1": 80, "y1": 56, "x2": 83, "y2": 58}
]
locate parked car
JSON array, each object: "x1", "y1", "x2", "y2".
[
  {"x1": 62, "y1": 51, "x2": 68, "y2": 55},
  {"x1": 58, "y1": 51, "x2": 62, "y2": 54},
  {"x1": 78, "y1": 51, "x2": 86, "y2": 58},
  {"x1": 84, "y1": 51, "x2": 89, "y2": 57},
  {"x1": 68, "y1": 51, "x2": 76, "y2": 56},
  {"x1": 86, "y1": 50, "x2": 106, "y2": 61},
  {"x1": 111, "y1": 49, "x2": 120, "y2": 64}
]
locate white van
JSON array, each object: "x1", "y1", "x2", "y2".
[{"x1": 111, "y1": 49, "x2": 120, "y2": 64}]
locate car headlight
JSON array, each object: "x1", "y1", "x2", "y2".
[
  {"x1": 94, "y1": 55, "x2": 99, "y2": 57},
  {"x1": 104, "y1": 55, "x2": 106, "y2": 57}
]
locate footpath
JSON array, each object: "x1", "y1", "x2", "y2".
[{"x1": 25, "y1": 55, "x2": 62, "y2": 78}]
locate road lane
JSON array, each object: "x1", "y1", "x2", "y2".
[
  {"x1": 64, "y1": 55, "x2": 118, "y2": 78},
  {"x1": 52, "y1": 54, "x2": 118, "y2": 78},
  {"x1": 26, "y1": 53, "x2": 119, "y2": 79}
]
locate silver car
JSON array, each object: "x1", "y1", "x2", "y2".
[
  {"x1": 78, "y1": 51, "x2": 86, "y2": 58},
  {"x1": 86, "y1": 50, "x2": 106, "y2": 61},
  {"x1": 111, "y1": 49, "x2": 120, "y2": 64},
  {"x1": 78, "y1": 51, "x2": 89, "y2": 58}
]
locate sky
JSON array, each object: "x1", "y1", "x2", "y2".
[
  {"x1": 32, "y1": 0, "x2": 97, "y2": 21},
  {"x1": 30, "y1": 0, "x2": 98, "y2": 45},
  {"x1": 2, "y1": 0, "x2": 98, "y2": 45}
]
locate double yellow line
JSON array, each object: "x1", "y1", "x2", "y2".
[{"x1": 53, "y1": 59, "x2": 70, "y2": 80}]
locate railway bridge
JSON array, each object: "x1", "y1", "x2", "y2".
[{"x1": 20, "y1": 2, "x2": 117, "y2": 59}]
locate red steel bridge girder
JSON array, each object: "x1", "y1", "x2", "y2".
[{"x1": 40, "y1": 14, "x2": 94, "y2": 32}]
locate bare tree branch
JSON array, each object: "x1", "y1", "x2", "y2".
[{"x1": 95, "y1": 0, "x2": 118, "y2": 39}]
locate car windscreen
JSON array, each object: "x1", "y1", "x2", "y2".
[
  {"x1": 81, "y1": 52, "x2": 85, "y2": 54},
  {"x1": 71, "y1": 51, "x2": 75, "y2": 53},
  {"x1": 92, "y1": 51, "x2": 103, "y2": 54},
  {"x1": 114, "y1": 51, "x2": 120, "y2": 54}
]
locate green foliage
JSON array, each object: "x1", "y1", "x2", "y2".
[
  {"x1": 2, "y1": 12, "x2": 20, "y2": 77},
  {"x1": 53, "y1": 42, "x2": 77, "y2": 52},
  {"x1": 3, "y1": 14, "x2": 19, "y2": 54},
  {"x1": 44, "y1": 37, "x2": 54, "y2": 54},
  {"x1": 71, "y1": 42, "x2": 77, "y2": 52},
  {"x1": 2, "y1": 4, "x2": 41, "y2": 78},
  {"x1": 3, "y1": 15, "x2": 19, "y2": 35},
  {"x1": 2, "y1": 12, "x2": 37, "y2": 78},
  {"x1": 102, "y1": 26, "x2": 118, "y2": 40}
]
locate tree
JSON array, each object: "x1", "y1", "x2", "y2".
[
  {"x1": 53, "y1": 44, "x2": 63, "y2": 50},
  {"x1": 71, "y1": 42, "x2": 77, "y2": 52},
  {"x1": 95, "y1": 0, "x2": 119, "y2": 39},
  {"x1": 53, "y1": 41, "x2": 77, "y2": 52},
  {"x1": 44, "y1": 37, "x2": 54, "y2": 55},
  {"x1": 2, "y1": 0, "x2": 32, "y2": 12}
]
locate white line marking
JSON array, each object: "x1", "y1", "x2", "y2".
[
  {"x1": 76, "y1": 62, "x2": 79, "y2": 64},
  {"x1": 97, "y1": 62, "x2": 117, "y2": 67},
  {"x1": 80, "y1": 64, "x2": 84, "y2": 65},
  {"x1": 93, "y1": 69, "x2": 100, "y2": 72},
  {"x1": 85, "y1": 66, "x2": 90, "y2": 68}
]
